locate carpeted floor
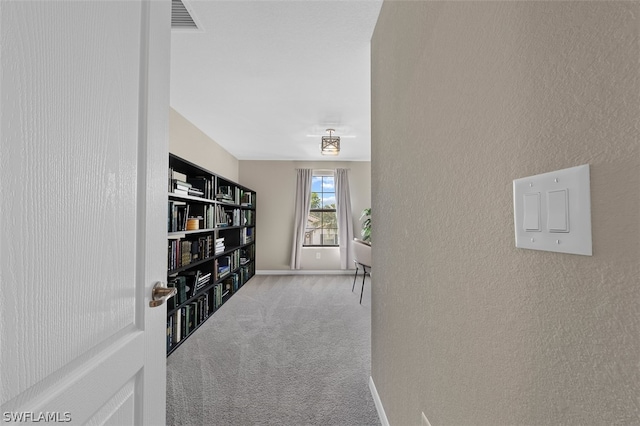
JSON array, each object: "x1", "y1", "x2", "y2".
[{"x1": 166, "y1": 274, "x2": 379, "y2": 426}]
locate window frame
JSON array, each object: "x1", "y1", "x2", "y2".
[{"x1": 304, "y1": 171, "x2": 338, "y2": 247}]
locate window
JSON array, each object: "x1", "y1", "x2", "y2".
[{"x1": 304, "y1": 174, "x2": 338, "y2": 246}]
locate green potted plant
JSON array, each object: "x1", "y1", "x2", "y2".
[{"x1": 360, "y1": 207, "x2": 371, "y2": 243}]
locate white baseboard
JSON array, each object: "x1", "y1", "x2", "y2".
[
  {"x1": 256, "y1": 269, "x2": 353, "y2": 275},
  {"x1": 369, "y1": 376, "x2": 390, "y2": 426}
]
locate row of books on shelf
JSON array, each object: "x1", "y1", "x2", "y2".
[
  {"x1": 216, "y1": 185, "x2": 254, "y2": 207},
  {"x1": 203, "y1": 205, "x2": 255, "y2": 228},
  {"x1": 168, "y1": 201, "x2": 212, "y2": 232},
  {"x1": 168, "y1": 235, "x2": 214, "y2": 271},
  {"x1": 167, "y1": 270, "x2": 212, "y2": 308},
  {"x1": 169, "y1": 201, "x2": 255, "y2": 232},
  {"x1": 189, "y1": 204, "x2": 232, "y2": 229},
  {"x1": 213, "y1": 248, "x2": 256, "y2": 280},
  {"x1": 167, "y1": 294, "x2": 209, "y2": 351},
  {"x1": 168, "y1": 200, "x2": 218, "y2": 232},
  {"x1": 219, "y1": 209, "x2": 255, "y2": 228},
  {"x1": 168, "y1": 235, "x2": 256, "y2": 273},
  {"x1": 166, "y1": 281, "x2": 224, "y2": 351},
  {"x1": 168, "y1": 201, "x2": 189, "y2": 232},
  {"x1": 217, "y1": 265, "x2": 254, "y2": 296},
  {"x1": 194, "y1": 204, "x2": 234, "y2": 229},
  {"x1": 220, "y1": 270, "x2": 252, "y2": 298},
  {"x1": 239, "y1": 263, "x2": 255, "y2": 284},
  {"x1": 168, "y1": 166, "x2": 255, "y2": 207},
  {"x1": 168, "y1": 267, "x2": 254, "y2": 313}
]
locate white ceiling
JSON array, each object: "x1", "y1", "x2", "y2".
[{"x1": 170, "y1": 0, "x2": 382, "y2": 161}]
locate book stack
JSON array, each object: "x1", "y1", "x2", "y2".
[
  {"x1": 168, "y1": 168, "x2": 186, "y2": 193},
  {"x1": 194, "y1": 272, "x2": 212, "y2": 293},
  {"x1": 188, "y1": 187, "x2": 204, "y2": 197},
  {"x1": 169, "y1": 169, "x2": 205, "y2": 197},
  {"x1": 215, "y1": 237, "x2": 225, "y2": 254},
  {"x1": 216, "y1": 186, "x2": 234, "y2": 203},
  {"x1": 173, "y1": 179, "x2": 190, "y2": 196},
  {"x1": 187, "y1": 176, "x2": 214, "y2": 199}
]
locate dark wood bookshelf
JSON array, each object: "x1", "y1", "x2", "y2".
[{"x1": 166, "y1": 153, "x2": 256, "y2": 356}]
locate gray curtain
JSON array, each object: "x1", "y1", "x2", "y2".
[
  {"x1": 335, "y1": 168, "x2": 354, "y2": 269},
  {"x1": 290, "y1": 168, "x2": 312, "y2": 269}
]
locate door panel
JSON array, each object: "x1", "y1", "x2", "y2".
[
  {"x1": 0, "y1": 1, "x2": 170, "y2": 424},
  {"x1": 87, "y1": 379, "x2": 136, "y2": 426}
]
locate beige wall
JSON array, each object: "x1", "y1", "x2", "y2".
[
  {"x1": 371, "y1": 2, "x2": 639, "y2": 425},
  {"x1": 239, "y1": 160, "x2": 371, "y2": 271},
  {"x1": 169, "y1": 108, "x2": 239, "y2": 181}
]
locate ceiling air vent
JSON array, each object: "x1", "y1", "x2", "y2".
[{"x1": 172, "y1": 0, "x2": 199, "y2": 30}]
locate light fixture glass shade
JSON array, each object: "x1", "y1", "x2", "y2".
[{"x1": 321, "y1": 129, "x2": 340, "y2": 155}]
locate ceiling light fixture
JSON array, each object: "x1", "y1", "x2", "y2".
[{"x1": 321, "y1": 128, "x2": 340, "y2": 156}]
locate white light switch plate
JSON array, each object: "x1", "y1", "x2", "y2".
[{"x1": 513, "y1": 164, "x2": 592, "y2": 256}]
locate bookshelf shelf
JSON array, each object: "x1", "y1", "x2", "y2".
[
  {"x1": 168, "y1": 228, "x2": 217, "y2": 238},
  {"x1": 168, "y1": 255, "x2": 215, "y2": 276},
  {"x1": 166, "y1": 153, "x2": 256, "y2": 356},
  {"x1": 168, "y1": 192, "x2": 217, "y2": 203}
]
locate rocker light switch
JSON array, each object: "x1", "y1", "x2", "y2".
[
  {"x1": 523, "y1": 193, "x2": 541, "y2": 231},
  {"x1": 513, "y1": 164, "x2": 592, "y2": 256},
  {"x1": 547, "y1": 189, "x2": 569, "y2": 232}
]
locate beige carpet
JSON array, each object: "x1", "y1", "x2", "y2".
[{"x1": 166, "y1": 274, "x2": 379, "y2": 426}]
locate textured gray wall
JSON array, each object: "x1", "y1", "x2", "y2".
[{"x1": 371, "y1": 2, "x2": 639, "y2": 425}]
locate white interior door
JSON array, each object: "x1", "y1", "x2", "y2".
[{"x1": 0, "y1": 1, "x2": 170, "y2": 424}]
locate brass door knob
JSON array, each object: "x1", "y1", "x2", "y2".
[{"x1": 149, "y1": 282, "x2": 177, "y2": 307}]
